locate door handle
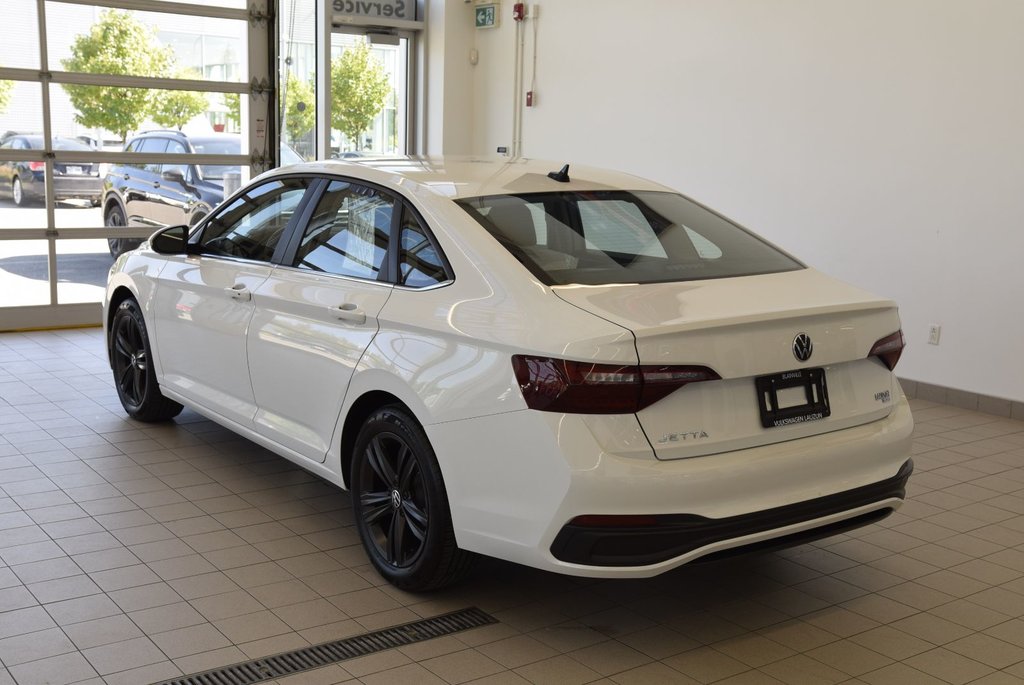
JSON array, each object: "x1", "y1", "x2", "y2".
[
  {"x1": 224, "y1": 284, "x2": 252, "y2": 301},
  {"x1": 330, "y1": 302, "x2": 366, "y2": 324}
]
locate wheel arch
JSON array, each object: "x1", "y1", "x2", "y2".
[
  {"x1": 105, "y1": 285, "x2": 137, "y2": 365},
  {"x1": 103, "y1": 192, "x2": 127, "y2": 219},
  {"x1": 338, "y1": 390, "x2": 413, "y2": 490}
]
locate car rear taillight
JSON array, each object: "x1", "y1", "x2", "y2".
[
  {"x1": 511, "y1": 355, "x2": 720, "y2": 414},
  {"x1": 28, "y1": 161, "x2": 45, "y2": 171},
  {"x1": 869, "y1": 330, "x2": 905, "y2": 371}
]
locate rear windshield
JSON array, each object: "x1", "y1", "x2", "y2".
[
  {"x1": 456, "y1": 191, "x2": 803, "y2": 286},
  {"x1": 21, "y1": 137, "x2": 91, "y2": 151}
]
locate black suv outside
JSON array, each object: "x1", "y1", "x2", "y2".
[{"x1": 103, "y1": 130, "x2": 304, "y2": 257}]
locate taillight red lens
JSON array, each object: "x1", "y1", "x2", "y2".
[
  {"x1": 869, "y1": 330, "x2": 905, "y2": 371},
  {"x1": 511, "y1": 355, "x2": 720, "y2": 414},
  {"x1": 28, "y1": 161, "x2": 45, "y2": 171}
]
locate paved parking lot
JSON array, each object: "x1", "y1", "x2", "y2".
[{"x1": 0, "y1": 201, "x2": 110, "y2": 307}]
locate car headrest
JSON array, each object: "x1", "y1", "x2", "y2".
[{"x1": 484, "y1": 202, "x2": 537, "y2": 246}]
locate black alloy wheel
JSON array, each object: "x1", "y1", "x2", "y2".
[
  {"x1": 359, "y1": 432, "x2": 430, "y2": 569},
  {"x1": 352, "y1": 407, "x2": 474, "y2": 591},
  {"x1": 111, "y1": 309, "x2": 149, "y2": 410},
  {"x1": 109, "y1": 299, "x2": 183, "y2": 421}
]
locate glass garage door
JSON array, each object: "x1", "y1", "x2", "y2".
[{"x1": 0, "y1": 0, "x2": 271, "y2": 331}]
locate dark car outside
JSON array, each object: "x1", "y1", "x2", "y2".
[
  {"x1": 103, "y1": 130, "x2": 304, "y2": 257},
  {"x1": 0, "y1": 135, "x2": 103, "y2": 206}
]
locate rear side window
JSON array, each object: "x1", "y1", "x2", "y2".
[
  {"x1": 163, "y1": 140, "x2": 188, "y2": 177},
  {"x1": 293, "y1": 180, "x2": 393, "y2": 280},
  {"x1": 399, "y1": 207, "x2": 448, "y2": 287},
  {"x1": 137, "y1": 138, "x2": 167, "y2": 173},
  {"x1": 457, "y1": 191, "x2": 802, "y2": 286}
]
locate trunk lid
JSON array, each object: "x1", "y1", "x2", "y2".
[{"x1": 553, "y1": 269, "x2": 902, "y2": 459}]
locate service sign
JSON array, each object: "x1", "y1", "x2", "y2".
[{"x1": 331, "y1": 0, "x2": 415, "y2": 22}]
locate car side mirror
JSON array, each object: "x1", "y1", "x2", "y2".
[
  {"x1": 161, "y1": 168, "x2": 185, "y2": 183},
  {"x1": 150, "y1": 224, "x2": 192, "y2": 255}
]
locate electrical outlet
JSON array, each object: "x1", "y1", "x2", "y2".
[{"x1": 927, "y1": 324, "x2": 941, "y2": 345}]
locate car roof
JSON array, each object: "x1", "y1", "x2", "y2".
[
  {"x1": 263, "y1": 156, "x2": 673, "y2": 200},
  {"x1": 134, "y1": 131, "x2": 238, "y2": 142},
  {"x1": 6, "y1": 135, "x2": 90, "y2": 149}
]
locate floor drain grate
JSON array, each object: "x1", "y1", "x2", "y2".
[{"x1": 154, "y1": 606, "x2": 497, "y2": 685}]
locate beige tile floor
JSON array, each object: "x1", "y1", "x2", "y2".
[{"x1": 0, "y1": 328, "x2": 1022, "y2": 685}]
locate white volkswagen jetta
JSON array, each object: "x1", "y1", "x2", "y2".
[{"x1": 104, "y1": 157, "x2": 913, "y2": 590}]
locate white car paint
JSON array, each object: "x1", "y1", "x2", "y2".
[
  {"x1": 248, "y1": 267, "x2": 394, "y2": 459},
  {"x1": 105, "y1": 156, "x2": 913, "y2": 578}
]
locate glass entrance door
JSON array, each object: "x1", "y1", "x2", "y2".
[{"x1": 329, "y1": 31, "x2": 411, "y2": 158}]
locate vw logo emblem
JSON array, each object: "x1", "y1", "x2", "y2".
[
  {"x1": 793, "y1": 333, "x2": 813, "y2": 362},
  {"x1": 390, "y1": 490, "x2": 402, "y2": 510}
]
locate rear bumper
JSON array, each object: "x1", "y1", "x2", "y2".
[
  {"x1": 430, "y1": 393, "x2": 913, "y2": 578},
  {"x1": 550, "y1": 458, "x2": 912, "y2": 566},
  {"x1": 52, "y1": 177, "x2": 103, "y2": 199}
]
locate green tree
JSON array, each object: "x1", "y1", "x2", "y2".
[
  {"x1": 60, "y1": 9, "x2": 172, "y2": 141},
  {"x1": 330, "y1": 42, "x2": 390, "y2": 151},
  {"x1": 282, "y1": 73, "x2": 315, "y2": 143},
  {"x1": 222, "y1": 92, "x2": 241, "y2": 128},
  {"x1": 151, "y1": 69, "x2": 209, "y2": 130}
]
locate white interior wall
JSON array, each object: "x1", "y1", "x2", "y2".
[
  {"x1": 443, "y1": 0, "x2": 1024, "y2": 402},
  {"x1": 423, "y1": 0, "x2": 476, "y2": 154}
]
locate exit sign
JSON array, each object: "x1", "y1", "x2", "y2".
[{"x1": 475, "y1": 3, "x2": 499, "y2": 29}]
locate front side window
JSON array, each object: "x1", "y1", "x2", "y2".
[
  {"x1": 293, "y1": 180, "x2": 393, "y2": 280},
  {"x1": 199, "y1": 178, "x2": 310, "y2": 262},
  {"x1": 457, "y1": 191, "x2": 803, "y2": 286},
  {"x1": 399, "y1": 207, "x2": 448, "y2": 287},
  {"x1": 137, "y1": 138, "x2": 167, "y2": 174}
]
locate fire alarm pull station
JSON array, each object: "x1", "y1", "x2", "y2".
[{"x1": 513, "y1": 3, "x2": 525, "y2": 21}]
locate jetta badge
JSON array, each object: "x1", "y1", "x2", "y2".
[{"x1": 793, "y1": 333, "x2": 813, "y2": 362}]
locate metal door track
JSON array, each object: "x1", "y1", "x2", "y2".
[{"x1": 154, "y1": 606, "x2": 497, "y2": 685}]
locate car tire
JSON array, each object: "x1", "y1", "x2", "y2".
[
  {"x1": 105, "y1": 204, "x2": 130, "y2": 257},
  {"x1": 109, "y1": 298, "x2": 184, "y2": 422},
  {"x1": 12, "y1": 177, "x2": 25, "y2": 207},
  {"x1": 351, "y1": 406, "x2": 475, "y2": 591}
]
